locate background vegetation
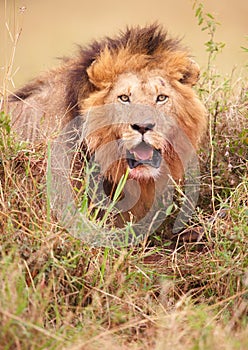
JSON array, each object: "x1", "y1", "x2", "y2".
[{"x1": 0, "y1": 1, "x2": 247, "y2": 349}]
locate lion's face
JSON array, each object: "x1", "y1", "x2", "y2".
[
  {"x1": 104, "y1": 71, "x2": 174, "y2": 180},
  {"x1": 82, "y1": 68, "x2": 206, "y2": 184}
]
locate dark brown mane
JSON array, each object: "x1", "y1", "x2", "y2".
[{"x1": 80, "y1": 23, "x2": 181, "y2": 62}]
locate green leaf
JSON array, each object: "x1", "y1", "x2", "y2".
[
  {"x1": 166, "y1": 204, "x2": 174, "y2": 216},
  {"x1": 206, "y1": 13, "x2": 214, "y2": 19}
]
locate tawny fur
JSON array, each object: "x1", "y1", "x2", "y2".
[{"x1": 5, "y1": 24, "x2": 207, "y2": 224}]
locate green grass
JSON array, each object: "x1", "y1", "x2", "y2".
[{"x1": 0, "y1": 3, "x2": 248, "y2": 350}]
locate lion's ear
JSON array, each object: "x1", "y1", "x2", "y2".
[
  {"x1": 86, "y1": 49, "x2": 116, "y2": 89},
  {"x1": 179, "y1": 59, "x2": 200, "y2": 86},
  {"x1": 86, "y1": 61, "x2": 103, "y2": 89}
]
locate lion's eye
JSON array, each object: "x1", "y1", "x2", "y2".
[
  {"x1": 156, "y1": 94, "x2": 169, "y2": 104},
  {"x1": 118, "y1": 94, "x2": 130, "y2": 104}
]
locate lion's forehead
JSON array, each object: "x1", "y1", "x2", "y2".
[{"x1": 108, "y1": 71, "x2": 172, "y2": 100}]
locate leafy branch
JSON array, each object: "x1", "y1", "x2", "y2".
[{"x1": 193, "y1": 1, "x2": 225, "y2": 70}]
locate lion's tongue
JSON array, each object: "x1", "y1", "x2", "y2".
[{"x1": 132, "y1": 143, "x2": 153, "y2": 160}]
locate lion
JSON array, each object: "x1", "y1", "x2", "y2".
[{"x1": 6, "y1": 24, "x2": 207, "y2": 232}]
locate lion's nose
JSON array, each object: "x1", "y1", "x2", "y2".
[{"x1": 131, "y1": 123, "x2": 155, "y2": 135}]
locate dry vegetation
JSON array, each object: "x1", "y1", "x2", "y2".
[{"x1": 0, "y1": 2, "x2": 247, "y2": 349}]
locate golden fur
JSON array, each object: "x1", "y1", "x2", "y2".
[{"x1": 6, "y1": 24, "x2": 207, "y2": 224}]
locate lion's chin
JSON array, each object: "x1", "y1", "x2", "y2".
[{"x1": 128, "y1": 164, "x2": 161, "y2": 181}]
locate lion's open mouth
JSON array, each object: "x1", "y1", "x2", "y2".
[{"x1": 126, "y1": 142, "x2": 162, "y2": 169}]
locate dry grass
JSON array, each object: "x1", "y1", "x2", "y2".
[{"x1": 0, "y1": 3, "x2": 248, "y2": 350}]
